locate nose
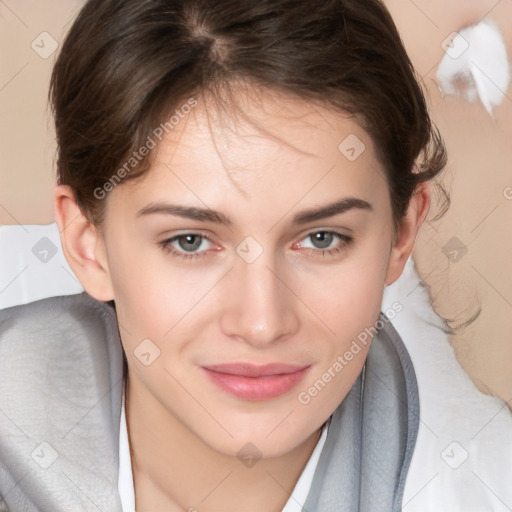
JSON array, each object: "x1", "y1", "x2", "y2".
[{"x1": 219, "y1": 252, "x2": 300, "y2": 348}]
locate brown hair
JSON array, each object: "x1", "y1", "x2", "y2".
[{"x1": 49, "y1": 0, "x2": 447, "y2": 229}]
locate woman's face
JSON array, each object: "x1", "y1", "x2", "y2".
[{"x1": 100, "y1": 89, "x2": 400, "y2": 458}]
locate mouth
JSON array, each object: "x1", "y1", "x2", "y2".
[{"x1": 201, "y1": 363, "x2": 311, "y2": 400}]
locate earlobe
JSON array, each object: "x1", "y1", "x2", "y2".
[
  {"x1": 54, "y1": 185, "x2": 114, "y2": 302},
  {"x1": 385, "y1": 182, "x2": 431, "y2": 286}
]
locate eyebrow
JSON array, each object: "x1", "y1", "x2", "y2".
[{"x1": 136, "y1": 197, "x2": 373, "y2": 226}]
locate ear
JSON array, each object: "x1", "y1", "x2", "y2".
[
  {"x1": 54, "y1": 185, "x2": 114, "y2": 301},
  {"x1": 385, "y1": 181, "x2": 431, "y2": 286}
]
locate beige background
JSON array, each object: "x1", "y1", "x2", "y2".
[
  {"x1": 384, "y1": 0, "x2": 512, "y2": 408},
  {"x1": 1, "y1": 1, "x2": 511, "y2": 406},
  {"x1": 0, "y1": 0, "x2": 82, "y2": 225}
]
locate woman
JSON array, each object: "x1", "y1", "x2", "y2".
[{"x1": 0, "y1": 0, "x2": 446, "y2": 510}]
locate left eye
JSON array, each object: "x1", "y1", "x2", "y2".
[{"x1": 293, "y1": 230, "x2": 353, "y2": 256}]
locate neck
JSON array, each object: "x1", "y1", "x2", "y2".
[{"x1": 124, "y1": 372, "x2": 323, "y2": 512}]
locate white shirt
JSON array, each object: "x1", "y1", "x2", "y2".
[{"x1": 118, "y1": 385, "x2": 329, "y2": 512}]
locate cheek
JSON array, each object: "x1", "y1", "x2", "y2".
[
  {"x1": 298, "y1": 243, "x2": 389, "y2": 342},
  {"x1": 294, "y1": 236, "x2": 390, "y2": 408},
  {"x1": 294, "y1": 262, "x2": 386, "y2": 418},
  {"x1": 105, "y1": 223, "x2": 183, "y2": 306},
  {"x1": 104, "y1": 233, "x2": 183, "y2": 343}
]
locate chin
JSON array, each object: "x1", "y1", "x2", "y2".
[{"x1": 197, "y1": 410, "x2": 322, "y2": 459}]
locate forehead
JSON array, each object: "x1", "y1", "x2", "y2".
[
  {"x1": 163, "y1": 90, "x2": 373, "y2": 171},
  {"x1": 109, "y1": 87, "x2": 389, "y2": 219}
]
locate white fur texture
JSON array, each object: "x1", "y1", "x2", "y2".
[
  {"x1": 384, "y1": 258, "x2": 512, "y2": 511},
  {"x1": 437, "y1": 20, "x2": 510, "y2": 116}
]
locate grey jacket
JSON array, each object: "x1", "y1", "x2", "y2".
[{"x1": 0, "y1": 292, "x2": 419, "y2": 511}]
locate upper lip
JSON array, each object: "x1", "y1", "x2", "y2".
[{"x1": 202, "y1": 363, "x2": 310, "y2": 377}]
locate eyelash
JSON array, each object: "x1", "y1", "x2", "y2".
[{"x1": 158, "y1": 231, "x2": 353, "y2": 261}]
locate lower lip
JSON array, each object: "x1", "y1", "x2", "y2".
[{"x1": 201, "y1": 367, "x2": 311, "y2": 400}]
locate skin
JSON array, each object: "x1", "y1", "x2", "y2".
[{"x1": 54, "y1": 87, "x2": 429, "y2": 511}]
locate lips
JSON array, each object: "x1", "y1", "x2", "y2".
[{"x1": 201, "y1": 362, "x2": 311, "y2": 400}]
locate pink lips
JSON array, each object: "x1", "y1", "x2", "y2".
[{"x1": 201, "y1": 363, "x2": 311, "y2": 400}]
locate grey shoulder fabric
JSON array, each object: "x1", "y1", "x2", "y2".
[
  {"x1": 302, "y1": 313, "x2": 420, "y2": 512},
  {"x1": 0, "y1": 293, "x2": 419, "y2": 512},
  {"x1": 0, "y1": 293, "x2": 124, "y2": 512}
]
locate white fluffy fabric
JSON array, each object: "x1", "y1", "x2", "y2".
[
  {"x1": 384, "y1": 258, "x2": 512, "y2": 511},
  {"x1": 437, "y1": 19, "x2": 510, "y2": 116}
]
